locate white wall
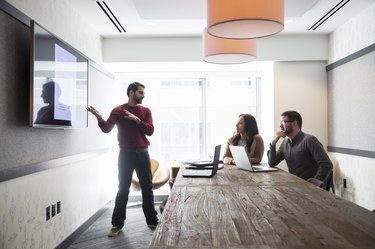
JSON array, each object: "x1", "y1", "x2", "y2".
[
  {"x1": 272, "y1": 61, "x2": 329, "y2": 171},
  {"x1": 273, "y1": 61, "x2": 329, "y2": 147},
  {"x1": 329, "y1": 3, "x2": 375, "y2": 64},
  {"x1": 328, "y1": 3, "x2": 375, "y2": 211},
  {"x1": 5, "y1": 0, "x2": 103, "y2": 63}
]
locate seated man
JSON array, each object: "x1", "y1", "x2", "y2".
[{"x1": 267, "y1": 110, "x2": 333, "y2": 188}]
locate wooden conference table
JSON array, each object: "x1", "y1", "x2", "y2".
[{"x1": 149, "y1": 164, "x2": 375, "y2": 249}]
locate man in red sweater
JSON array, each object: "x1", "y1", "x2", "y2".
[{"x1": 87, "y1": 82, "x2": 158, "y2": 237}]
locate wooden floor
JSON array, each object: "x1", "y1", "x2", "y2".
[{"x1": 67, "y1": 203, "x2": 161, "y2": 249}]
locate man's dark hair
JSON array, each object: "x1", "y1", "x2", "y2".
[
  {"x1": 281, "y1": 110, "x2": 302, "y2": 129},
  {"x1": 127, "y1": 82, "x2": 145, "y2": 97}
]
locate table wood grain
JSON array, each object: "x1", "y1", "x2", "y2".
[{"x1": 150, "y1": 165, "x2": 375, "y2": 249}]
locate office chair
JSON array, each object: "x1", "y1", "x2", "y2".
[
  {"x1": 325, "y1": 171, "x2": 335, "y2": 194},
  {"x1": 131, "y1": 159, "x2": 170, "y2": 191}
]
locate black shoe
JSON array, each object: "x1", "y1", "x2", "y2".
[
  {"x1": 108, "y1": 227, "x2": 122, "y2": 237},
  {"x1": 147, "y1": 220, "x2": 159, "y2": 228}
]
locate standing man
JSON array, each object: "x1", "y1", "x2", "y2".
[
  {"x1": 87, "y1": 82, "x2": 158, "y2": 237},
  {"x1": 267, "y1": 110, "x2": 333, "y2": 188}
]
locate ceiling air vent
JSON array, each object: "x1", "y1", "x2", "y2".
[
  {"x1": 96, "y1": 1, "x2": 126, "y2": 33},
  {"x1": 308, "y1": 0, "x2": 350, "y2": 31}
]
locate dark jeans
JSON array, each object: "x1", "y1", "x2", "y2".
[{"x1": 111, "y1": 149, "x2": 158, "y2": 228}]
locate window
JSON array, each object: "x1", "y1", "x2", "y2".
[{"x1": 119, "y1": 76, "x2": 260, "y2": 166}]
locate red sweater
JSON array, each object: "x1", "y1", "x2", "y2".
[{"x1": 98, "y1": 104, "x2": 154, "y2": 149}]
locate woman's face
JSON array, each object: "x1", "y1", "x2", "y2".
[{"x1": 236, "y1": 116, "x2": 246, "y2": 134}]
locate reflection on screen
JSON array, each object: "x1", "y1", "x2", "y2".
[
  {"x1": 34, "y1": 81, "x2": 72, "y2": 126},
  {"x1": 31, "y1": 21, "x2": 88, "y2": 128}
]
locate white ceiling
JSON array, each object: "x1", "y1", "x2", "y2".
[{"x1": 65, "y1": 0, "x2": 375, "y2": 37}]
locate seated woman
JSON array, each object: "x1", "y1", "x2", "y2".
[{"x1": 223, "y1": 114, "x2": 264, "y2": 165}]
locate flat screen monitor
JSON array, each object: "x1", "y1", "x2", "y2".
[{"x1": 30, "y1": 20, "x2": 88, "y2": 128}]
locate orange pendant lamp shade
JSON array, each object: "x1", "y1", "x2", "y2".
[
  {"x1": 207, "y1": 0, "x2": 284, "y2": 39},
  {"x1": 203, "y1": 28, "x2": 256, "y2": 64}
]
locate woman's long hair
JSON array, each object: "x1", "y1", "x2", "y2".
[{"x1": 233, "y1": 114, "x2": 259, "y2": 151}]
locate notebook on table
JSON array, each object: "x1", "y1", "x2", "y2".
[
  {"x1": 182, "y1": 145, "x2": 221, "y2": 178},
  {"x1": 229, "y1": 145, "x2": 278, "y2": 172}
]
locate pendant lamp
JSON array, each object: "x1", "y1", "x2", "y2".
[
  {"x1": 207, "y1": 0, "x2": 284, "y2": 39},
  {"x1": 203, "y1": 28, "x2": 256, "y2": 64}
]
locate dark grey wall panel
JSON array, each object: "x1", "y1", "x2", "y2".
[
  {"x1": 0, "y1": 9, "x2": 114, "y2": 173},
  {"x1": 327, "y1": 50, "x2": 375, "y2": 154}
]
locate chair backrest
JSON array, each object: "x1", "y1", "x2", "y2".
[
  {"x1": 150, "y1": 159, "x2": 159, "y2": 176},
  {"x1": 131, "y1": 158, "x2": 169, "y2": 191}
]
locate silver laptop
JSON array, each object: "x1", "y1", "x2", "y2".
[
  {"x1": 229, "y1": 145, "x2": 278, "y2": 172},
  {"x1": 182, "y1": 145, "x2": 221, "y2": 177}
]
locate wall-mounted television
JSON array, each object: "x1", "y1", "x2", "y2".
[{"x1": 29, "y1": 20, "x2": 88, "y2": 129}]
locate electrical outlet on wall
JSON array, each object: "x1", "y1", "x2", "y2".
[
  {"x1": 46, "y1": 206, "x2": 51, "y2": 221},
  {"x1": 57, "y1": 201, "x2": 61, "y2": 214},
  {"x1": 51, "y1": 204, "x2": 56, "y2": 217}
]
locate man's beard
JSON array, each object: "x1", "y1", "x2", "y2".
[
  {"x1": 283, "y1": 127, "x2": 292, "y2": 136},
  {"x1": 134, "y1": 95, "x2": 143, "y2": 104}
]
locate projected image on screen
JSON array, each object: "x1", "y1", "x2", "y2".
[{"x1": 31, "y1": 21, "x2": 88, "y2": 128}]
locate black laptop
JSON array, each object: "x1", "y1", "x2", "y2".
[
  {"x1": 185, "y1": 158, "x2": 223, "y2": 167},
  {"x1": 182, "y1": 145, "x2": 221, "y2": 178}
]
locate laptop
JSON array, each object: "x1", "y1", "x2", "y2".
[
  {"x1": 187, "y1": 159, "x2": 224, "y2": 167},
  {"x1": 229, "y1": 145, "x2": 278, "y2": 172},
  {"x1": 182, "y1": 145, "x2": 221, "y2": 177}
]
